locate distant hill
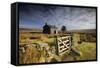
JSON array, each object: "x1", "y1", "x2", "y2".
[
  {"x1": 67, "y1": 29, "x2": 96, "y2": 33},
  {"x1": 19, "y1": 28, "x2": 43, "y2": 33},
  {"x1": 19, "y1": 28, "x2": 96, "y2": 34}
]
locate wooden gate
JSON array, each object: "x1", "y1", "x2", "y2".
[{"x1": 55, "y1": 35, "x2": 72, "y2": 56}]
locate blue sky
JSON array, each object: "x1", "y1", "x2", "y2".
[{"x1": 19, "y1": 4, "x2": 96, "y2": 30}]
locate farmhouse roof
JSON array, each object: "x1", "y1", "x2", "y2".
[{"x1": 48, "y1": 25, "x2": 57, "y2": 29}]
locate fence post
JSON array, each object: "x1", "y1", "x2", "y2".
[{"x1": 54, "y1": 36, "x2": 59, "y2": 56}]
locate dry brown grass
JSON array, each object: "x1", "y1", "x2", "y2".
[
  {"x1": 19, "y1": 45, "x2": 41, "y2": 64},
  {"x1": 19, "y1": 33, "x2": 96, "y2": 64}
]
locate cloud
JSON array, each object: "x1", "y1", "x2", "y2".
[{"x1": 19, "y1": 4, "x2": 96, "y2": 30}]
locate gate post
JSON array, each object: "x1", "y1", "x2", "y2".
[{"x1": 54, "y1": 36, "x2": 59, "y2": 56}]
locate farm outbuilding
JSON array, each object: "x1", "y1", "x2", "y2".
[{"x1": 43, "y1": 23, "x2": 58, "y2": 34}]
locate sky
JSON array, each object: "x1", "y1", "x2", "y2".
[{"x1": 19, "y1": 4, "x2": 96, "y2": 30}]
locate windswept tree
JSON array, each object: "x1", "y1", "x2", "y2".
[{"x1": 61, "y1": 26, "x2": 66, "y2": 32}]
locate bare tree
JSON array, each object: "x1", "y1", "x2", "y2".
[{"x1": 61, "y1": 26, "x2": 66, "y2": 32}]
